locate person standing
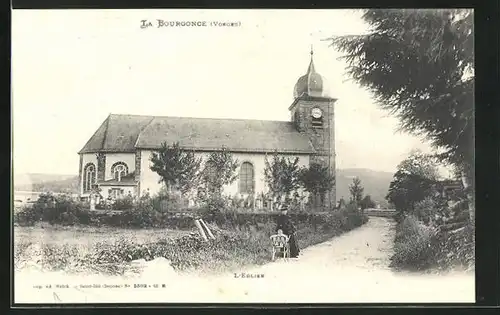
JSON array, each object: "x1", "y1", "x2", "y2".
[{"x1": 276, "y1": 203, "x2": 300, "y2": 258}]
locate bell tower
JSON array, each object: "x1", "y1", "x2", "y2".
[{"x1": 290, "y1": 47, "x2": 337, "y2": 208}]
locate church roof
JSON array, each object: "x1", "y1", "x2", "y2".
[{"x1": 79, "y1": 114, "x2": 316, "y2": 154}]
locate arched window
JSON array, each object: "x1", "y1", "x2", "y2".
[
  {"x1": 239, "y1": 162, "x2": 254, "y2": 194},
  {"x1": 111, "y1": 162, "x2": 129, "y2": 182},
  {"x1": 83, "y1": 163, "x2": 96, "y2": 192}
]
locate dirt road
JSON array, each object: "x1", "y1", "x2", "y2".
[{"x1": 14, "y1": 217, "x2": 474, "y2": 304}]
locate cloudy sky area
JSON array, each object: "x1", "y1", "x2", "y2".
[{"x1": 12, "y1": 9, "x2": 439, "y2": 176}]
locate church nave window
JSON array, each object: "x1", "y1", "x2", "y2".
[
  {"x1": 83, "y1": 163, "x2": 96, "y2": 192},
  {"x1": 111, "y1": 162, "x2": 129, "y2": 182},
  {"x1": 239, "y1": 162, "x2": 255, "y2": 194}
]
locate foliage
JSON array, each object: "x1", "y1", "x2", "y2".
[
  {"x1": 386, "y1": 151, "x2": 440, "y2": 213},
  {"x1": 299, "y1": 163, "x2": 335, "y2": 206},
  {"x1": 388, "y1": 152, "x2": 474, "y2": 271},
  {"x1": 263, "y1": 153, "x2": 302, "y2": 205},
  {"x1": 14, "y1": 190, "x2": 368, "y2": 235},
  {"x1": 113, "y1": 195, "x2": 135, "y2": 210},
  {"x1": 230, "y1": 194, "x2": 245, "y2": 208},
  {"x1": 289, "y1": 190, "x2": 309, "y2": 212},
  {"x1": 201, "y1": 195, "x2": 230, "y2": 216},
  {"x1": 197, "y1": 147, "x2": 239, "y2": 214},
  {"x1": 390, "y1": 215, "x2": 438, "y2": 270},
  {"x1": 328, "y1": 9, "x2": 474, "y2": 171},
  {"x1": 14, "y1": 192, "x2": 84, "y2": 226},
  {"x1": 433, "y1": 224, "x2": 474, "y2": 270},
  {"x1": 399, "y1": 149, "x2": 440, "y2": 180},
  {"x1": 359, "y1": 195, "x2": 376, "y2": 210},
  {"x1": 149, "y1": 142, "x2": 202, "y2": 195},
  {"x1": 155, "y1": 186, "x2": 188, "y2": 212},
  {"x1": 348, "y1": 177, "x2": 364, "y2": 204},
  {"x1": 200, "y1": 147, "x2": 239, "y2": 197},
  {"x1": 390, "y1": 213, "x2": 474, "y2": 271},
  {"x1": 413, "y1": 195, "x2": 449, "y2": 225},
  {"x1": 328, "y1": 9, "x2": 474, "y2": 223}
]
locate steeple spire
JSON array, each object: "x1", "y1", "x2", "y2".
[
  {"x1": 293, "y1": 45, "x2": 324, "y2": 99},
  {"x1": 307, "y1": 44, "x2": 316, "y2": 74}
]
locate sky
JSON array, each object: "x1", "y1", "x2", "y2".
[{"x1": 12, "y1": 9, "x2": 440, "y2": 176}]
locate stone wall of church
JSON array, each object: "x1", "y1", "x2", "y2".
[
  {"x1": 139, "y1": 150, "x2": 310, "y2": 199},
  {"x1": 104, "y1": 153, "x2": 136, "y2": 181},
  {"x1": 290, "y1": 97, "x2": 337, "y2": 206},
  {"x1": 96, "y1": 153, "x2": 106, "y2": 181},
  {"x1": 79, "y1": 153, "x2": 136, "y2": 195}
]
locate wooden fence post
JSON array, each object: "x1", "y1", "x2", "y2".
[
  {"x1": 194, "y1": 219, "x2": 208, "y2": 241},
  {"x1": 199, "y1": 219, "x2": 215, "y2": 240}
]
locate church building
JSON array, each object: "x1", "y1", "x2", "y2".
[{"x1": 78, "y1": 49, "x2": 337, "y2": 208}]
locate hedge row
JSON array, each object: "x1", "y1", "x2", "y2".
[
  {"x1": 389, "y1": 215, "x2": 474, "y2": 271},
  {"x1": 14, "y1": 194, "x2": 366, "y2": 230}
]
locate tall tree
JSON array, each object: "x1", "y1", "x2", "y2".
[
  {"x1": 299, "y1": 163, "x2": 335, "y2": 208},
  {"x1": 398, "y1": 149, "x2": 441, "y2": 181},
  {"x1": 327, "y1": 9, "x2": 474, "y2": 220},
  {"x1": 201, "y1": 146, "x2": 239, "y2": 198},
  {"x1": 149, "y1": 142, "x2": 202, "y2": 195},
  {"x1": 263, "y1": 152, "x2": 302, "y2": 208},
  {"x1": 386, "y1": 151, "x2": 439, "y2": 213},
  {"x1": 349, "y1": 177, "x2": 364, "y2": 204},
  {"x1": 360, "y1": 195, "x2": 376, "y2": 210}
]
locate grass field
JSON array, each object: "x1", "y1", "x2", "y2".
[
  {"x1": 14, "y1": 223, "x2": 193, "y2": 246},
  {"x1": 14, "y1": 211, "x2": 369, "y2": 276},
  {"x1": 14, "y1": 224, "x2": 196, "y2": 275}
]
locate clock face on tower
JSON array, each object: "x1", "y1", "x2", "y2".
[{"x1": 311, "y1": 107, "x2": 323, "y2": 119}]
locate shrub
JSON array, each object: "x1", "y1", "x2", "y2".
[
  {"x1": 230, "y1": 194, "x2": 245, "y2": 208},
  {"x1": 433, "y1": 224, "x2": 475, "y2": 270},
  {"x1": 113, "y1": 196, "x2": 135, "y2": 210},
  {"x1": 135, "y1": 193, "x2": 158, "y2": 212},
  {"x1": 390, "y1": 183, "x2": 475, "y2": 272},
  {"x1": 14, "y1": 206, "x2": 41, "y2": 226},
  {"x1": 14, "y1": 193, "x2": 84, "y2": 226},
  {"x1": 413, "y1": 195, "x2": 451, "y2": 225},
  {"x1": 390, "y1": 215, "x2": 438, "y2": 270},
  {"x1": 391, "y1": 214, "x2": 475, "y2": 272},
  {"x1": 202, "y1": 195, "x2": 229, "y2": 215},
  {"x1": 13, "y1": 191, "x2": 369, "y2": 235}
]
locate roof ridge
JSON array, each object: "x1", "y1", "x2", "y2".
[
  {"x1": 134, "y1": 116, "x2": 156, "y2": 148},
  {"x1": 101, "y1": 114, "x2": 111, "y2": 151},
  {"x1": 109, "y1": 113, "x2": 155, "y2": 118},
  {"x1": 109, "y1": 113, "x2": 292, "y2": 124},
  {"x1": 77, "y1": 115, "x2": 110, "y2": 154}
]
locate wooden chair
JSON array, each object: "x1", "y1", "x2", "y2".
[{"x1": 270, "y1": 233, "x2": 290, "y2": 261}]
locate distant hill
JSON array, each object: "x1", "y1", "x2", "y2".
[
  {"x1": 13, "y1": 168, "x2": 394, "y2": 205},
  {"x1": 14, "y1": 173, "x2": 79, "y2": 193}
]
